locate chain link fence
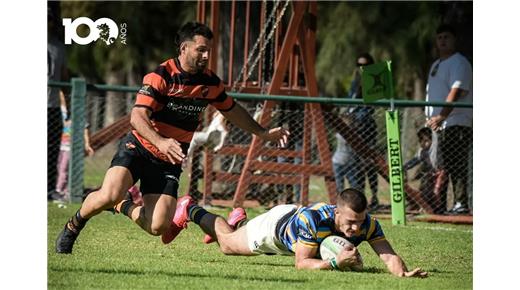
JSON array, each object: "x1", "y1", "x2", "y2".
[
  {"x1": 184, "y1": 102, "x2": 472, "y2": 215},
  {"x1": 49, "y1": 83, "x2": 472, "y2": 215}
]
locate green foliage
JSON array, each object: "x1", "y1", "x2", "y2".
[
  {"x1": 316, "y1": 2, "x2": 467, "y2": 98},
  {"x1": 58, "y1": 1, "x2": 470, "y2": 99},
  {"x1": 48, "y1": 203, "x2": 472, "y2": 289},
  {"x1": 61, "y1": 1, "x2": 196, "y2": 81}
]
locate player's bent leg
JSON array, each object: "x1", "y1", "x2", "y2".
[
  {"x1": 199, "y1": 214, "x2": 234, "y2": 240},
  {"x1": 217, "y1": 226, "x2": 256, "y2": 256},
  {"x1": 81, "y1": 166, "x2": 134, "y2": 218},
  {"x1": 138, "y1": 194, "x2": 177, "y2": 236},
  {"x1": 204, "y1": 207, "x2": 247, "y2": 244},
  {"x1": 56, "y1": 166, "x2": 134, "y2": 254},
  {"x1": 195, "y1": 210, "x2": 253, "y2": 255}
]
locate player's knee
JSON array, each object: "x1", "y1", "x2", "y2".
[
  {"x1": 97, "y1": 188, "x2": 124, "y2": 205},
  {"x1": 149, "y1": 220, "x2": 169, "y2": 236},
  {"x1": 219, "y1": 243, "x2": 234, "y2": 255},
  {"x1": 218, "y1": 237, "x2": 237, "y2": 255}
]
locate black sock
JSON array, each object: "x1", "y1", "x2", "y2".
[
  {"x1": 235, "y1": 219, "x2": 248, "y2": 229},
  {"x1": 120, "y1": 200, "x2": 135, "y2": 216},
  {"x1": 67, "y1": 210, "x2": 89, "y2": 233},
  {"x1": 188, "y1": 204, "x2": 209, "y2": 225}
]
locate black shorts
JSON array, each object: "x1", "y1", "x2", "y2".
[{"x1": 110, "y1": 133, "x2": 189, "y2": 198}]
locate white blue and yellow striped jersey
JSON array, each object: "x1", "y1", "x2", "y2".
[{"x1": 276, "y1": 202, "x2": 386, "y2": 254}]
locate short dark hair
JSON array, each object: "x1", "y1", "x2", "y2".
[
  {"x1": 417, "y1": 127, "x2": 432, "y2": 140},
  {"x1": 175, "y1": 22, "x2": 213, "y2": 52},
  {"x1": 436, "y1": 24, "x2": 457, "y2": 37},
  {"x1": 336, "y1": 188, "x2": 367, "y2": 213}
]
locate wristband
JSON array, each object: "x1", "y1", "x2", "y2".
[{"x1": 330, "y1": 257, "x2": 339, "y2": 270}]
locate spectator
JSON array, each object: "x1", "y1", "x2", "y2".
[
  {"x1": 332, "y1": 129, "x2": 353, "y2": 193},
  {"x1": 48, "y1": 6, "x2": 68, "y2": 198},
  {"x1": 51, "y1": 95, "x2": 95, "y2": 203},
  {"x1": 343, "y1": 53, "x2": 379, "y2": 209},
  {"x1": 403, "y1": 127, "x2": 437, "y2": 209},
  {"x1": 425, "y1": 24, "x2": 472, "y2": 214}
]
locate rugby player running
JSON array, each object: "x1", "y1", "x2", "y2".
[{"x1": 55, "y1": 22, "x2": 289, "y2": 254}]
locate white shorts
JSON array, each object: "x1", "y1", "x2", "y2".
[{"x1": 245, "y1": 204, "x2": 298, "y2": 255}]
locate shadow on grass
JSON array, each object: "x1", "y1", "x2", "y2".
[
  {"x1": 49, "y1": 266, "x2": 307, "y2": 283},
  {"x1": 240, "y1": 260, "x2": 295, "y2": 268},
  {"x1": 182, "y1": 258, "x2": 294, "y2": 269},
  {"x1": 360, "y1": 266, "x2": 444, "y2": 275},
  {"x1": 357, "y1": 267, "x2": 387, "y2": 274},
  {"x1": 427, "y1": 268, "x2": 449, "y2": 274}
]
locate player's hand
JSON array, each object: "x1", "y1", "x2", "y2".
[
  {"x1": 403, "y1": 267, "x2": 428, "y2": 278},
  {"x1": 336, "y1": 246, "x2": 362, "y2": 270},
  {"x1": 157, "y1": 138, "x2": 185, "y2": 164},
  {"x1": 258, "y1": 127, "x2": 290, "y2": 148},
  {"x1": 426, "y1": 115, "x2": 445, "y2": 131}
]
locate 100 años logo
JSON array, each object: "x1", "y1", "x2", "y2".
[{"x1": 63, "y1": 17, "x2": 127, "y2": 45}]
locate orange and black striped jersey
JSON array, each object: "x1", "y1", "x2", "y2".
[{"x1": 133, "y1": 58, "x2": 235, "y2": 162}]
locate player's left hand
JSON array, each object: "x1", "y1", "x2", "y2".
[
  {"x1": 259, "y1": 127, "x2": 290, "y2": 148},
  {"x1": 403, "y1": 267, "x2": 428, "y2": 278}
]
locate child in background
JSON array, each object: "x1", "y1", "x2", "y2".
[
  {"x1": 403, "y1": 127, "x2": 435, "y2": 208},
  {"x1": 51, "y1": 102, "x2": 95, "y2": 203}
]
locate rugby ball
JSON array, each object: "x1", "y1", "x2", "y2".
[{"x1": 319, "y1": 235, "x2": 363, "y2": 271}]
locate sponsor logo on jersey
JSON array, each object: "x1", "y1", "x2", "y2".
[{"x1": 299, "y1": 229, "x2": 313, "y2": 240}]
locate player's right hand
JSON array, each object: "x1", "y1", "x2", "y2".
[
  {"x1": 336, "y1": 246, "x2": 362, "y2": 271},
  {"x1": 258, "y1": 127, "x2": 290, "y2": 148},
  {"x1": 157, "y1": 138, "x2": 185, "y2": 164}
]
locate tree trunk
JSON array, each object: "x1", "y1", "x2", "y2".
[
  {"x1": 126, "y1": 66, "x2": 137, "y2": 114},
  {"x1": 104, "y1": 70, "x2": 126, "y2": 127}
]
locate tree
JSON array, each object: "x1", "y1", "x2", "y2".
[
  {"x1": 60, "y1": 1, "x2": 196, "y2": 128},
  {"x1": 315, "y1": 1, "x2": 472, "y2": 100}
]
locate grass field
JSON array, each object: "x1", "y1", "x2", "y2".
[{"x1": 48, "y1": 202, "x2": 472, "y2": 289}]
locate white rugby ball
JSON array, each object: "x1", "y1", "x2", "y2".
[{"x1": 319, "y1": 235, "x2": 363, "y2": 271}]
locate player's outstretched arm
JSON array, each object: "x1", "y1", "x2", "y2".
[
  {"x1": 219, "y1": 102, "x2": 289, "y2": 147},
  {"x1": 294, "y1": 242, "x2": 361, "y2": 271},
  {"x1": 370, "y1": 239, "x2": 428, "y2": 278},
  {"x1": 294, "y1": 242, "x2": 332, "y2": 270}
]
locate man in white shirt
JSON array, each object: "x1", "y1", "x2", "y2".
[{"x1": 425, "y1": 24, "x2": 472, "y2": 214}]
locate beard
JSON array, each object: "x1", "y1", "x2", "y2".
[{"x1": 194, "y1": 59, "x2": 207, "y2": 72}]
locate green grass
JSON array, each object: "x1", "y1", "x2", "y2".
[{"x1": 48, "y1": 203, "x2": 472, "y2": 289}]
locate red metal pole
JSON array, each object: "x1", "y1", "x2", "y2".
[
  {"x1": 243, "y1": 1, "x2": 251, "y2": 85},
  {"x1": 228, "y1": 1, "x2": 236, "y2": 86},
  {"x1": 233, "y1": 1, "x2": 307, "y2": 207},
  {"x1": 197, "y1": 0, "x2": 206, "y2": 23},
  {"x1": 209, "y1": 1, "x2": 219, "y2": 72},
  {"x1": 258, "y1": 1, "x2": 266, "y2": 87}
]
